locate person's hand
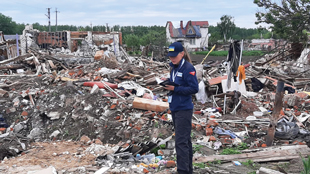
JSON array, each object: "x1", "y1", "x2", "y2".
[
  {"x1": 164, "y1": 85, "x2": 174, "y2": 91},
  {"x1": 160, "y1": 77, "x2": 167, "y2": 81}
]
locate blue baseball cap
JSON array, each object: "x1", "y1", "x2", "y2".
[{"x1": 167, "y1": 42, "x2": 184, "y2": 57}]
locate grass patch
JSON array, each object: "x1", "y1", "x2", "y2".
[
  {"x1": 277, "y1": 162, "x2": 289, "y2": 173},
  {"x1": 220, "y1": 143, "x2": 248, "y2": 155},
  {"x1": 301, "y1": 154, "x2": 310, "y2": 174},
  {"x1": 193, "y1": 144, "x2": 203, "y2": 154},
  {"x1": 220, "y1": 148, "x2": 242, "y2": 155},
  {"x1": 193, "y1": 50, "x2": 266, "y2": 57},
  {"x1": 193, "y1": 162, "x2": 208, "y2": 169},
  {"x1": 194, "y1": 50, "x2": 227, "y2": 56},
  {"x1": 208, "y1": 159, "x2": 222, "y2": 165},
  {"x1": 242, "y1": 160, "x2": 260, "y2": 170},
  {"x1": 150, "y1": 144, "x2": 166, "y2": 156},
  {"x1": 236, "y1": 142, "x2": 248, "y2": 150}
]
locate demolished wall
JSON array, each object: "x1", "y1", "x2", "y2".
[{"x1": 19, "y1": 25, "x2": 122, "y2": 59}]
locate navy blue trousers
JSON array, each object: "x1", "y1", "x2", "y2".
[{"x1": 172, "y1": 110, "x2": 193, "y2": 174}]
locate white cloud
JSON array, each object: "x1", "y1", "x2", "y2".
[{"x1": 1, "y1": 0, "x2": 263, "y2": 29}]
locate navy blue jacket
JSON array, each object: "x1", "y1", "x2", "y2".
[{"x1": 168, "y1": 58, "x2": 199, "y2": 111}]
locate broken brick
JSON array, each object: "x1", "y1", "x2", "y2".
[
  {"x1": 110, "y1": 104, "x2": 117, "y2": 109},
  {"x1": 207, "y1": 120, "x2": 219, "y2": 127},
  {"x1": 279, "y1": 140, "x2": 290, "y2": 145},
  {"x1": 295, "y1": 111, "x2": 301, "y2": 116},
  {"x1": 158, "y1": 150, "x2": 164, "y2": 156},
  {"x1": 124, "y1": 130, "x2": 131, "y2": 139},
  {"x1": 194, "y1": 111, "x2": 202, "y2": 114},
  {"x1": 192, "y1": 123, "x2": 196, "y2": 129},
  {"x1": 134, "y1": 126, "x2": 141, "y2": 131},
  {"x1": 21, "y1": 111, "x2": 28, "y2": 116},
  {"x1": 205, "y1": 128, "x2": 213, "y2": 136},
  {"x1": 143, "y1": 168, "x2": 149, "y2": 173},
  {"x1": 294, "y1": 92, "x2": 308, "y2": 99},
  {"x1": 292, "y1": 140, "x2": 306, "y2": 145},
  {"x1": 195, "y1": 124, "x2": 202, "y2": 131},
  {"x1": 94, "y1": 139, "x2": 103, "y2": 145},
  {"x1": 209, "y1": 115, "x2": 216, "y2": 119},
  {"x1": 209, "y1": 136, "x2": 216, "y2": 141},
  {"x1": 218, "y1": 135, "x2": 230, "y2": 139},
  {"x1": 80, "y1": 135, "x2": 91, "y2": 144},
  {"x1": 220, "y1": 138, "x2": 233, "y2": 145},
  {"x1": 166, "y1": 160, "x2": 176, "y2": 168}
]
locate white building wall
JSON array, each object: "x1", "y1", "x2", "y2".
[
  {"x1": 252, "y1": 39, "x2": 270, "y2": 43},
  {"x1": 200, "y1": 28, "x2": 208, "y2": 48},
  {"x1": 166, "y1": 23, "x2": 174, "y2": 43}
]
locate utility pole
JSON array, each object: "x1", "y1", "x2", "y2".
[
  {"x1": 55, "y1": 8, "x2": 60, "y2": 32},
  {"x1": 46, "y1": 8, "x2": 51, "y2": 32}
]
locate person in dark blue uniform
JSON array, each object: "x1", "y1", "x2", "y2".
[{"x1": 164, "y1": 42, "x2": 199, "y2": 174}]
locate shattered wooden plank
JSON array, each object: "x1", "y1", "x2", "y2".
[
  {"x1": 0, "y1": 89, "x2": 8, "y2": 97},
  {"x1": 41, "y1": 63, "x2": 48, "y2": 73},
  {"x1": 0, "y1": 53, "x2": 31, "y2": 65},
  {"x1": 47, "y1": 60, "x2": 56, "y2": 69},
  {"x1": 36, "y1": 65, "x2": 42, "y2": 75},
  {"x1": 33, "y1": 56, "x2": 40, "y2": 66},
  {"x1": 140, "y1": 58, "x2": 166, "y2": 66},
  {"x1": 266, "y1": 80, "x2": 284, "y2": 146},
  {"x1": 265, "y1": 76, "x2": 296, "y2": 89},
  {"x1": 258, "y1": 167, "x2": 286, "y2": 174},
  {"x1": 208, "y1": 75, "x2": 228, "y2": 86},
  {"x1": 29, "y1": 94, "x2": 35, "y2": 107},
  {"x1": 132, "y1": 97, "x2": 169, "y2": 112},
  {"x1": 143, "y1": 73, "x2": 156, "y2": 81},
  {"x1": 194, "y1": 145, "x2": 310, "y2": 163},
  {"x1": 0, "y1": 82, "x2": 32, "y2": 88},
  {"x1": 126, "y1": 72, "x2": 141, "y2": 78},
  {"x1": 0, "y1": 64, "x2": 24, "y2": 70}
]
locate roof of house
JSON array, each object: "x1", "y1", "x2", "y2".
[
  {"x1": 166, "y1": 21, "x2": 209, "y2": 38},
  {"x1": 4, "y1": 35, "x2": 20, "y2": 41}
]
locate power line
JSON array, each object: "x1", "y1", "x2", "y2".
[
  {"x1": 45, "y1": 8, "x2": 51, "y2": 32},
  {"x1": 55, "y1": 8, "x2": 60, "y2": 32}
]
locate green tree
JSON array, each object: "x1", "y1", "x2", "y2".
[
  {"x1": 124, "y1": 34, "x2": 140, "y2": 51},
  {"x1": 217, "y1": 15, "x2": 236, "y2": 42},
  {"x1": 254, "y1": 0, "x2": 310, "y2": 43},
  {"x1": 0, "y1": 13, "x2": 18, "y2": 34}
]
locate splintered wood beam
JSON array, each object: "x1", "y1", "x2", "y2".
[
  {"x1": 0, "y1": 53, "x2": 32, "y2": 65},
  {"x1": 266, "y1": 80, "x2": 284, "y2": 146},
  {"x1": 194, "y1": 145, "x2": 310, "y2": 163},
  {"x1": 0, "y1": 64, "x2": 24, "y2": 70},
  {"x1": 132, "y1": 97, "x2": 169, "y2": 112}
]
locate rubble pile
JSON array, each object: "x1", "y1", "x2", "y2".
[{"x1": 0, "y1": 41, "x2": 310, "y2": 174}]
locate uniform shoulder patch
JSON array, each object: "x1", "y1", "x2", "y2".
[{"x1": 189, "y1": 71, "x2": 195, "y2": 76}]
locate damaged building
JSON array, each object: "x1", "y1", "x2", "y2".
[
  {"x1": 4, "y1": 25, "x2": 123, "y2": 60},
  {"x1": 166, "y1": 20, "x2": 209, "y2": 51},
  {"x1": 0, "y1": 31, "x2": 20, "y2": 61}
]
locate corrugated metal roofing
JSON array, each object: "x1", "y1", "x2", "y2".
[{"x1": 4, "y1": 35, "x2": 20, "y2": 41}]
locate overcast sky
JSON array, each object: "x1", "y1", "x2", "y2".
[{"x1": 1, "y1": 0, "x2": 265, "y2": 29}]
